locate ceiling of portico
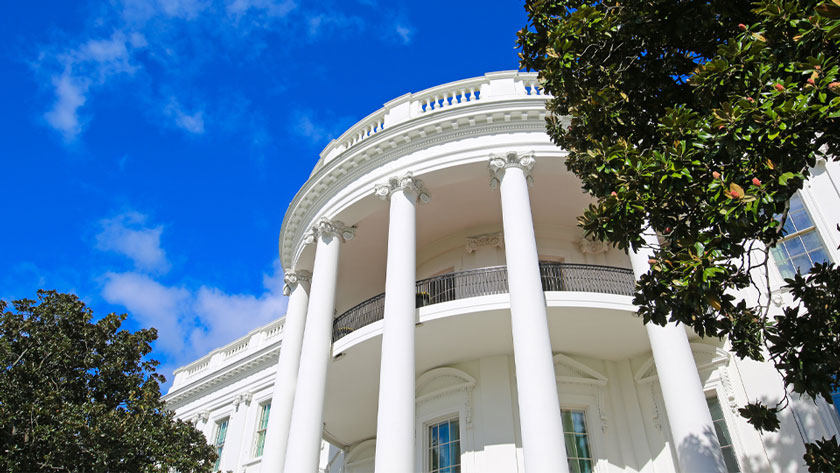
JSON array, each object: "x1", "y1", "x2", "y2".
[{"x1": 329, "y1": 156, "x2": 596, "y2": 314}]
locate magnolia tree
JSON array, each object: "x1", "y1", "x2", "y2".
[
  {"x1": 518, "y1": 0, "x2": 840, "y2": 470},
  {"x1": 0, "y1": 291, "x2": 216, "y2": 472}
]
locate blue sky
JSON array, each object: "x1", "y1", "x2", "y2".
[{"x1": 0, "y1": 0, "x2": 527, "y2": 387}]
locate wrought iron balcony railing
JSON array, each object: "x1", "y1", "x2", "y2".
[{"x1": 332, "y1": 262, "x2": 635, "y2": 343}]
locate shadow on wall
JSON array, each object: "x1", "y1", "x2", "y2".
[
  {"x1": 742, "y1": 395, "x2": 837, "y2": 473},
  {"x1": 677, "y1": 426, "x2": 728, "y2": 472}
]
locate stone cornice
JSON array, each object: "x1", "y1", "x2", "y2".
[
  {"x1": 163, "y1": 340, "x2": 282, "y2": 408},
  {"x1": 279, "y1": 99, "x2": 555, "y2": 267}
]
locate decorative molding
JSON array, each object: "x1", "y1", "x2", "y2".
[
  {"x1": 465, "y1": 232, "x2": 503, "y2": 253},
  {"x1": 552, "y1": 353, "x2": 608, "y2": 387},
  {"x1": 719, "y1": 368, "x2": 740, "y2": 414},
  {"x1": 415, "y1": 368, "x2": 476, "y2": 427},
  {"x1": 374, "y1": 171, "x2": 431, "y2": 204},
  {"x1": 488, "y1": 151, "x2": 536, "y2": 189},
  {"x1": 634, "y1": 343, "x2": 731, "y2": 385},
  {"x1": 282, "y1": 115, "x2": 552, "y2": 266},
  {"x1": 283, "y1": 270, "x2": 312, "y2": 296},
  {"x1": 649, "y1": 385, "x2": 663, "y2": 431},
  {"x1": 233, "y1": 392, "x2": 253, "y2": 408},
  {"x1": 579, "y1": 236, "x2": 610, "y2": 255},
  {"x1": 302, "y1": 217, "x2": 357, "y2": 245},
  {"x1": 196, "y1": 410, "x2": 209, "y2": 424}
]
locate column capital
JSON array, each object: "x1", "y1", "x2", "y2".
[
  {"x1": 233, "y1": 392, "x2": 253, "y2": 408},
  {"x1": 374, "y1": 171, "x2": 431, "y2": 203},
  {"x1": 283, "y1": 270, "x2": 313, "y2": 296},
  {"x1": 303, "y1": 217, "x2": 356, "y2": 245},
  {"x1": 489, "y1": 151, "x2": 536, "y2": 189}
]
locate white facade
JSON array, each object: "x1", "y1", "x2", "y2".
[{"x1": 164, "y1": 71, "x2": 840, "y2": 473}]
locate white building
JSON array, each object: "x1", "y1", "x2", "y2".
[{"x1": 163, "y1": 71, "x2": 840, "y2": 473}]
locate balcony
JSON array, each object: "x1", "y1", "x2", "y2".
[{"x1": 332, "y1": 262, "x2": 635, "y2": 342}]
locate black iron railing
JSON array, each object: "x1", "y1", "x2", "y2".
[{"x1": 332, "y1": 262, "x2": 635, "y2": 343}]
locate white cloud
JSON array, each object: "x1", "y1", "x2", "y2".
[
  {"x1": 291, "y1": 109, "x2": 353, "y2": 145},
  {"x1": 101, "y1": 272, "x2": 190, "y2": 353},
  {"x1": 95, "y1": 212, "x2": 170, "y2": 273},
  {"x1": 101, "y1": 259, "x2": 287, "y2": 377},
  {"x1": 164, "y1": 98, "x2": 206, "y2": 134},
  {"x1": 395, "y1": 24, "x2": 414, "y2": 45},
  {"x1": 44, "y1": 72, "x2": 90, "y2": 142},
  {"x1": 39, "y1": 32, "x2": 142, "y2": 141},
  {"x1": 226, "y1": 0, "x2": 296, "y2": 18}
]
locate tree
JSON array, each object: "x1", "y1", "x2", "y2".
[
  {"x1": 0, "y1": 290, "x2": 216, "y2": 472},
  {"x1": 517, "y1": 0, "x2": 840, "y2": 470}
]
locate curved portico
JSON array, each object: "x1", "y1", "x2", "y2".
[{"x1": 273, "y1": 72, "x2": 727, "y2": 473}]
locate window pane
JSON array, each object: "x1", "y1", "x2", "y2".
[
  {"x1": 580, "y1": 459, "x2": 594, "y2": 473},
  {"x1": 572, "y1": 411, "x2": 587, "y2": 434},
  {"x1": 707, "y1": 397, "x2": 724, "y2": 420},
  {"x1": 431, "y1": 446, "x2": 439, "y2": 470},
  {"x1": 714, "y1": 422, "x2": 732, "y2": 446},
  {"x1": 576, "y1": 434, "x2": 591, "y2": 459},
  {"x1": 723, "y1": 447, "x2": 740, "y2": 473},
  {"x1": 789, "y1": 209, "x2": 813, "y2": 233},
  {"x1": 564, "y1": 433, "x2": 577, "y2": 457},
  {"x1": 451, "y1": 419, "x2": 460, "y2": 441},
  {"x1": 568, "y1": 459, "x2": 581, "y2": 473},
  {"x1": 451, "y1": 443, "x2": 460, "y2": 466},
  {"x1": 801, "y1": 231, "x2": 823, "y2": 251},
  {"x1": 809, "y1": 248, "x2": 828, "y2": 266},
  {"x1": 440, "y1": 421, "x2": 450, "y2": 444},
  {"x1": 440, "y1": 439, "x2": 451, "y2": 467},
  {"x1": 791, "y1": 254, "x2": 813, "y2": 273},
  {"x1": 784, "y1": 237, "x2": 806, "y2": 258},
  {"x1": 431, "y1": 425, "x2": 439, "y2": 446},
  {"x1": 706, "y1": 398, "x2": 741, "y2": 472},
  {"x1": 561, "y1": 410, "x2": 573, "y2": 430}
]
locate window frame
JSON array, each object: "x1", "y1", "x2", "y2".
[
  {"x1": 771, "y1": 192, "x2": 833, "y2": 285},
  {"x1": 560, "y1": 407, "x2": 595, "y2": 473},
  {"x1": 252, "y1": 401, "x2": 271, "y2": 458},
  {"x1": 212, "y1": 416, "x2": 230, "y2": 472},
  {"x1": 424, "y1": 414, "x2": 462, "y2": 473}
]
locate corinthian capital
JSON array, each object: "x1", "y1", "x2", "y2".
[
  {"x1": 488, "y1": 151, "x2": 536, "y2": 189},
  {"x1": 283, "y1": 270, "x2": 312, "y2": 296},
  {"x1": 302, "y1": 217, "x2": 357, "y2": 245},
  {"x1": 374, "y1": 171, "x2": 431, "y2": 203}
]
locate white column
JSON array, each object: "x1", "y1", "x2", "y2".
[
  {"x1": 283, "y1": 218, "x2": 356, "y2": 473},
  {"x1": 629, "y1": 228, "x2": 726, "y2": 473},
  {"x1": 489, "y1": 151, "x2": 570, "y2": 473},
  {"x1": 261, "y1": 270, "x2": 311, "y2": 473},
  {"x1": 373, "y1": 173, "x2": 430, "y2": 473}
]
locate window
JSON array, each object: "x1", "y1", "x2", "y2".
[
  {"x1": 707, "y1": 396, "x2": 741, "y2": 473},
  {"x1": 561, "y1": 409, "x2": 593, "y2": 473},
  {"x1": 253, "y1": 402, "x2": 271, "y2": 457},
  {"x1": 427, "y1": 417, "x2": 460, "y2": 473},
  {"x1": 771, "y1": 194, "x2": 830, "y2": 279},
  {"x1": 213, "y1": 417, "x2": 229, "y2": 472},
  {"x1": 832, "y1": 387, "x2": 840, "y2": 423}
]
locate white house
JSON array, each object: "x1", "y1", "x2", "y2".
[{"x1": 163, "y1": 71, "x2": 840, "y2": 473}]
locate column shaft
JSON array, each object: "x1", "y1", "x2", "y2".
[
  {"x1": 283, "y1": 232, "x2": 342, "y2": 473},
  {"x1": 498, "y1": 164, "x2": 570, "y2": 473},
  {"x1": 630, "y1": 229, "x2": 726, "y2": 473},
  {"x1": 261, "y1": 272, "x2": 311, "y2": 473},
  {"x1": 374, "y1": 187, "x2": 418, "y2": 472}
]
